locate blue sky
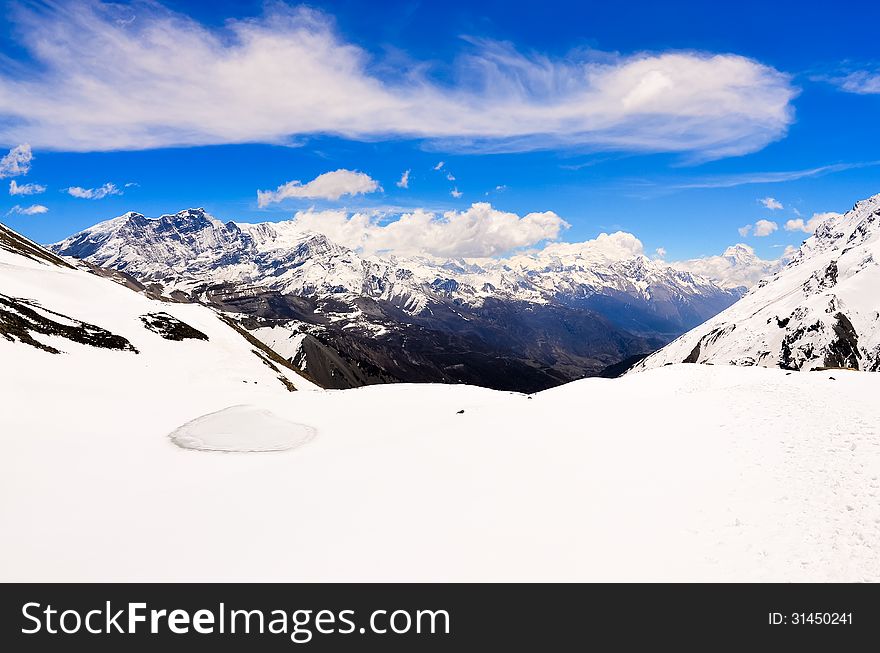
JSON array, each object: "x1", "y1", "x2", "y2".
[{"x1": 1, "y1": 0, "x2": 879, "y2": 261}]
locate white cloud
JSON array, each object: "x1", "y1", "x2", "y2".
[
  {"x1": 446, "y1": 172, "x2": 456, "y2": 182},
  {"x1": 395, "y1": 170, "x2": 410, "y2": 189},
  {"x1": 829, "y1": 69, "x2": 880, "y2": 95},
  {"x1": 738, "y1": 224, "x2": 753, "y2": 237},
  {"x1": 0, "y1": 4, "x2": 796, "y2": 157},
  {"x1": 535, "y1": 232, "x2": 646, "y2": 261},
  {"x1": 760, "y1": 196, "x2": 783, "y2": 210},
  {"x1": 283, "y1": 202, "x2": 568, "y2": 257},
  {"x1": 753, "y1": 219, "x2": 778, "y2": 237},
  {"x1": 9, "y1": 180, "x2": 46, "y2": 196},
  {"x1": 433, "y1": 162, "x2": 445, "y2": 171},
  {"x1": 451, "y1": 188, "x2": 463, "y2": 198},
  {"x1": 66, "y1": 182, "x2": 123, "y2": 199},
  {"x1": 257, "y1": 169, "x2": 380, "y2": 207},
  {"x1": 784, "y1": 211, "x2": 840, "y2": 234},
  {"x1": 671, "y1": 243, "x2": 783, "y2": 289},
  {"x1": 655, "y1": 247, "x2": 667, "y2": 258},
  {"x1": 0, "y1": 144, "x2": 33, "y2": 178},
  {"x1": 7, "y1": 204, "x2": 48, "y2": 216}
]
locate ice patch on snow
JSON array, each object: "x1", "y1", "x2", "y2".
[{"x1": 169, "y1": 405, "x2": 315, "y2": 452}]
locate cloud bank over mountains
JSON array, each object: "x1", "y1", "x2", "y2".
[
  {"x1": 270, "y1": 202, "x2": 569, "y2": 258},
  {"x1": 0, "y1": 2, "x2": 796, "y2": 158}
]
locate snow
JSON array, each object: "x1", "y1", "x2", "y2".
[
  {"x1": 251, "y1": 325, "x2": 308, "y2": 361},
  {"x1": 2, "y1": 351, "x2": 879, "y2": 581},
  {"x1": 169, "y1": 405, "x2": 315, "y2": 452},
  {"x1": 3, "y1": 221, "x2": 880, "y2": 582},
  {"x1": 635, "y1": 194, "x2": 880, "y2": 372}
]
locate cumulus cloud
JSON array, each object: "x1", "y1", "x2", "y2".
[
  {"x1": 6, "y1": 204, "x2": 48, "y2": 216},
  {"x1": 396, "y1": 170, "x2": 410, "y2": 189},
  {"x1": 0, "y1": 144, "x2": 33, "y2": 178},
  {"x1": 0, "y1": 3, "x2": 796, "y2": 157},
  {"x1": 451, "y1": 188, "x2": 463, "y2": 198},
  {"x1": 784, "y1": 211, "x2": 840, "y2": 234},
  {"x1": 655, "y1": 247, "x2": 667, "y2": 258},
  {"x1": 534, "y1": 231, "x2": 646, "y2": 262},
  {"x1": 257, "y1": 169, "x2": 380, "y2": 207},
  {"x1": 671, "y1": 243, "x2": 783, "y2": 289},
  {"x1": 66, "y1": 182, "x2": 123, "y2": 199},
  {"x1": 753, "y1": 219, "x2": 778, "y2": 237},
  {"x1": 9, "y1": 180, "x2": 46, "y2": 196},
  {"x1": 282, "y1": 202, "x2": 568, "y2": 257},
  {"x1": 760, "y1": 197, "x2": 783, "y2": 210},
  {"x1": 738, "y1": 224, "x2": 753, "y2": 237}
]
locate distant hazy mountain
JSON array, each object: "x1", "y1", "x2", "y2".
[
  {"x1": 633, "y1": 193, "x2": 880, "y2": 373},
  {"x1": 671, "y1": 243, "x2": 786, "y2": 291},
  {"x1": 52, "y1": 208, "x2": 743, "y2": 391}
]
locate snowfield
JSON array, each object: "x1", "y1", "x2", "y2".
[
  {"x1": 2, "y1": 360, "x2": 878, "y2": 581},
  {"x1": 2, "y1": 220, "x2": 879, "y2": 582}
]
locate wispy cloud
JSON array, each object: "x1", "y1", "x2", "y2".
[
  {"x1": 257, "y1": 169, "x2": 381, "y2": 207},
  {"x1": 759, "y1": 196, "x2": 783, "y2": 210},
  {"x1": 0, "y1": 3, "x2": 796, "y2": 158},
  {"x1": 817, "y1": 67, "x2": 880, "y2": 95},
  {"x1": 670, "y1": 161, "x2": 880, "y2": 189},
  {"x1": 6, "y1": 204, "x2": 48, "y2": 216},
  {"x1": 9, "y1": 180, "x2": 46, "y2": 196},
  {"x1": 66, "y1": 182, "x2": 123, "y2": 199},
  {"x1": 395, "y1": 170, "x2": 410, "y2": 189}
]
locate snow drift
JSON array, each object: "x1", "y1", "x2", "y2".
[{"x1": 169, "y1": 405, "x2": 315, "y2": 452}]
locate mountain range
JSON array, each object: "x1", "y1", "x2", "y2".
[{"x1": 51, "y1": 208, "x2": 743, "y2": 391}]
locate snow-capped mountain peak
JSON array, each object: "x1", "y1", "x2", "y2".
[
  {"x1": 634, "y1": 192, "x2": 880, "y2": 372},
  {"x1": 52, "y1": 209, "x2": 741, "y2": 327}
]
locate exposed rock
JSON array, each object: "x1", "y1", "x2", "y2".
[
  {"x1": 140, "y1": 312, "x2": 209, "y2": 341},
  {"x1": 0, "y1": 293, "x2": 137, "y2": 354}
]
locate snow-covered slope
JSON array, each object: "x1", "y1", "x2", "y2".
[
  {"x1": 52, "y1": 208, "x2": 740, "y2": 328},
  {"x1": 3, "y1": 221, "x2": 879, "y2": 581},
  {"x1": 634, "y1": 193, "x2": 880, "y2": 372},
  {"x1": 0, "y1": 221, "x2": 318, "y2": 395},
  {"x1": 2, "y1": 363, "x2": 878, "y2": 582}
]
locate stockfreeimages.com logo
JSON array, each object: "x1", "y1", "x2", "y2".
[{"x1": 22, "y1": 602, "x2": 450, "y2": 643}]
